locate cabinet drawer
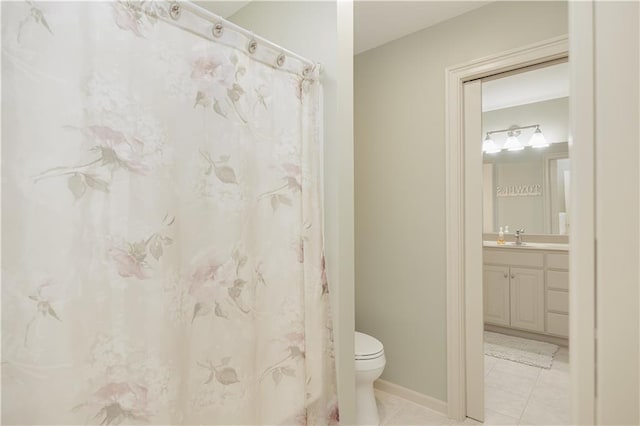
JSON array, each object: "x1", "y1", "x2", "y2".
[
  {"x1": 484, "y1": 250, "x2": 544, "y2": 268},
  {"x1": 547, "y1": 312, "x2": 569, "y2": 337},
  {"x1": 547, "y1": 290, "x2": 569, "y2": 314},
  {"x1": 547, "y1": 253, "x2": 569, "y2": 270},
  {"x1": 547, "y1": 270, "x2": 569, "y2": 291}
]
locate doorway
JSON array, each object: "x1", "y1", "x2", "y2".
[
  {"x1": 444, "y1": 35, "x2": 595, "y2": 424},
  {"x1": 478, "y1": 60, "x2": 571, "y2": 425}
]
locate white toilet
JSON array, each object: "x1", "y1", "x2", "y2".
[{"x1": 355, "y1": 331, "x2": 386, "y2": 426}]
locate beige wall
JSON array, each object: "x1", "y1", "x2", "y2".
[
  {"x1": 355, "y1": 1, "x2": 568, "y2": 400},
  {"x1": 228, "y1": 2, "x2": 356, "y2": 423}
]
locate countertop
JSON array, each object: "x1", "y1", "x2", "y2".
[{"x1": 483, "y1": 241, "x2": 569, "y2": 252}]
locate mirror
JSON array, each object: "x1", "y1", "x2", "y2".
[
  {"x1": 481, "y1": 63, "x2": 569, "y2": 235},
  {"x1": 483, "y1": 145, "x2": 569, "y2": 234}
]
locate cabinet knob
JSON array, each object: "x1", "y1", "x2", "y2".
[
  {"x1": 511, "y1": 275, "x2": 515, "y2": 279},
  {"x1": 504, "y1": 273, "x2": 508, "y2": 278}
]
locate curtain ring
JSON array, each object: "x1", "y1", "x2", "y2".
[
  {"x1": 247, "y1": 39, "x2": 258, "y2": 54},
  {"x1": 276, "y1": 53, "x2": 286, "y2": 67},
  {"x1": 302, "y1": 65, "x2": 312, "y2": 77},
  {"x1": 212, "y1": 22, "x2": 224, "y2": 38},
  {"x1": 169, "y1": 2, "x2": 181, "y2": 20}
]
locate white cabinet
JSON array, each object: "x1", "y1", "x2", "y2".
[
  {"x1": 509, "y1": 267, "x2": 545, "y2": 332},
  {"x1": 547, "y1": 312, "x2": 569, "y2": 337},
  {"x1": 483, "y1": 265, "x2": 510, "y2": 327},
  {"x1": 483, "y1": 247, "x2": 568, "y2": 338},
  {"x1": 483, "y1": 264, "x2": 545, "y2": 333},
  {"x1": 545, "y1": 254, "x2": 569, "y2": 338}
]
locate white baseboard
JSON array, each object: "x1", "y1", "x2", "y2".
[{"x1": 374, "y1": 379, "x2": 448, "y2": 416}]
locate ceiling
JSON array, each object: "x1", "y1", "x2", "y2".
[
  {"x1": 355, "y1": 1, "x2": 492, "y2": 54},
  {"x1": 196, "y1": 1, "x2": 493, "y2": 55},
  {"x1": 482, "y1": 62, "x2": 570, "y2": 112},
  {"x1": 195, "y1": 1, "x2": 251, "y2": 18},
  {"x1": 193, "y1": 1, "x2": 567, "y2": 112}
]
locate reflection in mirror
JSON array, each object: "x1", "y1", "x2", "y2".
[
  {"x1": 482, "y1": 144, "x2": 569, "y2": 234},
  {"x1": 481, "y1": 86, "x2": 569, "y2": 235},
  {"x1": 549, "y1": 157, "x2": 570, "y2": 234}
]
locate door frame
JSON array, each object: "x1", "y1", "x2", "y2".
[{"x1": 444, "y1": 35, "x2": 595, "y2": 422}]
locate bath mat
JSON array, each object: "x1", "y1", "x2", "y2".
[{"x1": 484, "y1": 331, "x2": 559, "y2": 369}]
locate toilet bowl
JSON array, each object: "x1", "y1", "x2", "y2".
[{"x1": 355, "y1": 331, "x2": 386, "y2": 426}]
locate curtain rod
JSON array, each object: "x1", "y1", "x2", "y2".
[{"x1": 180, "y1": 1, "x2": 319, "y2": 70}]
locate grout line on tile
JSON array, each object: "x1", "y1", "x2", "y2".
[
  {"x1": 517, "y1": 365, "x2": 542, "y2": 425},
  {"x1": 375, "y1": 389, "x2": 404, "y2": 424}
]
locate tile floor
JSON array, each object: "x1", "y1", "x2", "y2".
[{"x1": 375, "y1": 347, "x2": 570, "y2": 425}]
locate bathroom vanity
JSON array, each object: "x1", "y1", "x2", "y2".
[{"x1": 482, "y1": 242, "x2": 569, "y2": 343}]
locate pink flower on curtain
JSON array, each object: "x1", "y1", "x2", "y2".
[
  {"x1": 111, "y1": 2, "x2": 144, "y2": 37},
  {"x1": 282, "y1": 162, "x2": 302, "y2": 192},
  {"x1": 190, "y1": 257, "x2": 222, "y2": 287},
  {"x1": 285, "y1": 332, "x2": 305, "y2": 345},
  {"x1": 189, "y1": 257, "x2": 224, "y2": 322},
  {"x1": 89, "y1": 381, "x2": 152, "y2": 425},
  {"x1": 282, "y1": 162, "x2": 301, "y2": 177},
  {"x1": 259, "y1": 162, "x2": 302, "y2": 211},
  {"x1": 286, "y1": 330, "x2": 306, "y2": 359},
  {"x1": 71, "y1": 334, "x2": 173, "y2": 424},
  {"x1": 33, "y1": 124, "x2": 159, "y2": 200},
  {"x1": 189, "y1": 252, "x2": 251, "y2": 322},
  {"x1": 191, "y1": 52, "x2": 236, "y2": 104},
  {"x1": 109, "y1": 248, "x2": 149, "y2": 280},
  {"x1": 108, "y1": 216, "x2": 174, "y2": 280},
  {"x1": 89, "y1": 125, "x2": 151, "y2": 175},
  {"x1": 191, "y1": 55, "x2": 235, "y2": 84},
  {"x1": 190, "y1": 51, "x2": 249, "y2": 123}
]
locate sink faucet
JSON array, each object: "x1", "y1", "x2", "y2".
[{"x1": 515, "y1": 228, "x2": 525, "y2": 245}]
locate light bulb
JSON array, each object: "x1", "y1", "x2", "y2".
[
  {"x1": 482, "y1": 134, "x2": 501, "y2": 154},
  {"x1": 530, "y1": 127, "x2": 549, "y2": 148},
  {"x1": 504, "y1": 134, "x2": 524, "y2": 151}
]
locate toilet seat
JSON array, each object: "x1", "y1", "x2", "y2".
[
  {"x1": 355, "y1": 331, "x2": 386, "y2": 425},
  {"x1": 356, "y1": 349, "x2": 384, "y2": 360},
  {"x1": 355, "y1": 331, "x2": 384, "y2": 360}
]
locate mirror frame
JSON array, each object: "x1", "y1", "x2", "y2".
[{"x1": 543, "y1": 148, "x2": 570, "y2": 234}]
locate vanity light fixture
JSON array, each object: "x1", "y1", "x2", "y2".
[
  {"x1": 482, "y1": 134, "x2": 501, "y2": 154},
  {"x1": 529, "y1": 126, "x2": 549, "y2": 148},
  {"x1": 483, "y1": 124, "x2": 546, "y2": 153}
]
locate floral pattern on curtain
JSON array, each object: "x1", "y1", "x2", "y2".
[{"x1": 1, "y1": 1, "x2": 338, "y2": 425}]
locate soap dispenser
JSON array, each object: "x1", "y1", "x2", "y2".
[{"x1": 498, "y1": 226, "x2": 505, "y2": 245}]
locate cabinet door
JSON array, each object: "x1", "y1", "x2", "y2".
[
  {"x1": 510, "y1": 267, "x2": 545, "y2": 332},
  {"x1": 483, "y1": 265, "x2": 510, "y2": 326}
]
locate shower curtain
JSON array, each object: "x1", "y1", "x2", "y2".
[{"x1": 1, "y1": 1, "x2": 338, "y2": 424}]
